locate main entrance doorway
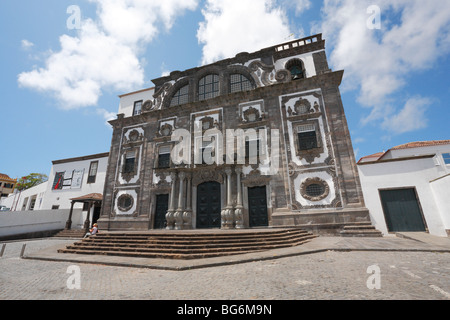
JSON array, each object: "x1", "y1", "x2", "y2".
[
  {"x1": 248, "y1": 186, "x2": 268, "y2": 227},
  {"x1": 196, "y1": 181, "x2": 221, "y2": 228},
  {"x1": 379, "y1": 188, "x2": 427, "y2": 232},
  {"x1": 154, "y1": 194, "x2": 169, "y2": 229}
]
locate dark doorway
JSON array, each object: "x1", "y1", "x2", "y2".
[
  {"x1": 379, "y1": 188, "x2": 426, "y2": 232},
  {"x1": 196, "y1": 181, "x2": 221, "y2": 228},
  {"x1": 248, "y1": 186, "x2": 268, "y2": 227},
  {"x1": 154, "y1": 194, "x2": 169, "y2": 229},
  {"x1": 93, "y1": 205, "x2": 101, "y2": 224}
]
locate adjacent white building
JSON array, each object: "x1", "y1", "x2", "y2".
[
  {"x1": 0, "y1": 152, "x2": 109, "y2": 238},
  {"x1": 357, "y1": 140, "x2": 450, "y2": 237}
]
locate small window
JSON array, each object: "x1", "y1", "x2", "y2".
[
  {"x1": 297, "y1": 124, "x2": 317, "y2": 150},
  {"x1": 443, "y1": 153, "x2": 450, "y2": 165},
  {"x1": 170, "y1": 85, "x2": 189, "y2": 107},
  {"x1": 286, "y1": 59, "x2": 305, "y2": 80},
  {"x1": 51, "y1": 205, "x2": 60, "y2": 210},
  {"x1": 87, "y1": 161, "x2": 98, "y2": 184},
  {"x1": 133, "y1": 100, "x2": 142, "y2": 116},
  {"x1": 230, "y1": 74, "x2": 254, "y2": 93},
  {"x1": 158, "y1": 146, "x2": 171, "y2": 168},
  {"x1": 198, "y1": 74, "x2": 219, "y2": 101},
  {"x1": 124, "y1": 151, "x2": 135, "y2": 173}
]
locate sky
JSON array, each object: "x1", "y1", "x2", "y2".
[{"x1": 1, "y1": 0, "x2": 449, "y2": 180}]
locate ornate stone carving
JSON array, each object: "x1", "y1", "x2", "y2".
[
  {"x1": 242, "y1": 106, "x2": 261, "y2": 123},
  {"x1": 159, "y1": 123, "x2": 173, "y2": 137},
  {"x1": 192, "y1": 168, "x2": 224, "y2": 186},
  {"x1": 142, "y1": 100, "x2": 153, "y2": 112},
  {"x1": 124, "y1": 129, "x2": 143, "y2": 145},
  {"x1": 248, "y1": 60, "x2": 290, "y2": 87},
  {"x1": 242, "y1": 168, "x2": 271, "y2": 187}
]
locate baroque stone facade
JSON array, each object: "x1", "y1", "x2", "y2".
[{"x1": 97, "y1": 34, "x2": 371, "y2": 234}]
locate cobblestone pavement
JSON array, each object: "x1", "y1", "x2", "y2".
[{"x1": 0, "y1": 238, "x2": 449, "y2": 300}]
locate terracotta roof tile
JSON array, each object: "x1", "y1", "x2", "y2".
[
  {"x1": 0, "y1": 173, "x2": 17, "y2": 182},
  {"x1": 391, "y1": 140, "x2": 450, "y2": 150},
  {"x1": 71, "y1": 193, "x2": 103, "y2": 202},
  {"x1": 357, "y1": 152, "x2": 385, "y2": 163}
]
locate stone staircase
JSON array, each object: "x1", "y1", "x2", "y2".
[
  {"x1": 54, "y1": 229, "x2": 86, "y2": 238},
  {"x1": 340, "y1": 222, "x2": 383, "y2": 237},
  {"x1": 57, "y1": 228, "x2": 316, "y2": 259}
]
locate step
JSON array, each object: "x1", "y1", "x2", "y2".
[
  {"x1": 58, "y1": 228, "x2": 317, "y2": 259},
  {"x1": 58, "y1": 239, "x2": 313, "y2": 259},
  {"x1": 340, "y1": 230, "x2": 383, "y2": 237},
  {"x1": 69, "y1": 234, "x2": 317, "y2": 251},
  {"x1": 82, "y1": 231, "x2": 310, "y2": 245},
  {"x1": 53, "y1": 229, "x2": 86, "y2": 238},
  {"x1": 93, "y1": 229, "x2": 307, "y2": 240}
]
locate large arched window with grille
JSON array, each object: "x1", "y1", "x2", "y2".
[
  {"x1": 198, "y1": 74, "x2": 219, "y2": 101},
  {"x1": 170, "y1": 84, "x2": 189, "y2": 107},
  {"x1": 230, "y1": 73, "x2": 254, "y2": 93}
]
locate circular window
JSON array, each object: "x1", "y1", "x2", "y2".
[
  {"x1": 117, "y1": 194, "x2": 134, "y2": 212},
  {"x1": 300, "y1": 177, "x2": 329, "y2": 201}
]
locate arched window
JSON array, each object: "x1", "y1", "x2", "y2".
[
  {"x1": 230, "y1": 74, "x2": 254, "y2": 93},
  {"x1": 198, "y1": 74, "x2": 219, "y2": 101},
  {"x1": 170, "y1": 84, "x2": 189, "y2": 107},
  {"x1": 285, "y1": 59, "x2": 305, "y2": 80}
]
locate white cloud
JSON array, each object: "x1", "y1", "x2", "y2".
[
  {"x1": 18, "y1": 0, "x2": 199, "y2": 110},
  {"x1": 97, "y1": 108, "x2": 117, "y2": 126},
  {"x1": 381, "y1": 97, "x2": 431, "y2": 134},
  {"x1": 197, "y1": 0, "x2": 293, "y2": 65},
  {"x1": 21, "y1": 39, "x2": 34, "y2": 50},
  {"x1": 316, "y1": 0, "x2": 450, "y2": 133}
]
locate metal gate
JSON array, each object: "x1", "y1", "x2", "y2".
[{"x1": 379, "y1": 188, "x2": 426, "y2": 232}]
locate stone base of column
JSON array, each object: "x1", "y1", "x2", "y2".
[
  {"x1": 174, "y1": 210, "x2": 184, "y2": 230},
  {"x1": 234, "y1": 206, "x2": 244, "y2": 229},
  {"x1": 183, "y1": 210, "x2": 192, "y2": 229},
  {"x1": 221, "y1": 207, "x2": 235, "y2": 229},
  {"x1": 165, "y1": 210, "x2": 175, "y2": 230}
]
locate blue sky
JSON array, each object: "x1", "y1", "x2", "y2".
[{"x1": 1, "y1": 0, "x2": 449, "y2": 180}]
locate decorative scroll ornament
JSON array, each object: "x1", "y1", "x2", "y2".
[{"x1": 248, "y1": 60, "x2": 290, "y2": 87}]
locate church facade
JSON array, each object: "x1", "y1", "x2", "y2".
[{"x1": 97, "y1": 34, "x2": 371, "y2": 234}]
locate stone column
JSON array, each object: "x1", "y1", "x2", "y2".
[
  {"x1": 221, "y1": 167, "x2": 234, "y2": 229},
  {"x1": 234, "y1": 167, "x2": 244, "y2": 228},
  {"x1": 65, "y1": 201, "x2": 75, "y2": 230},
  {"x1": 174, "y1": 171, "x2": 186, "y2": 230},
  {"x1": 183, "y1": 173, "x2": 192, "y2": 229},
  {"x1": 165, "y1": 171, "x2": 177, "y2": 230}
]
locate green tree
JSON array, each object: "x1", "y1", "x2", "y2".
[{"x1": 15, "y1": 173, "x2": 48, "y2": 191}]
